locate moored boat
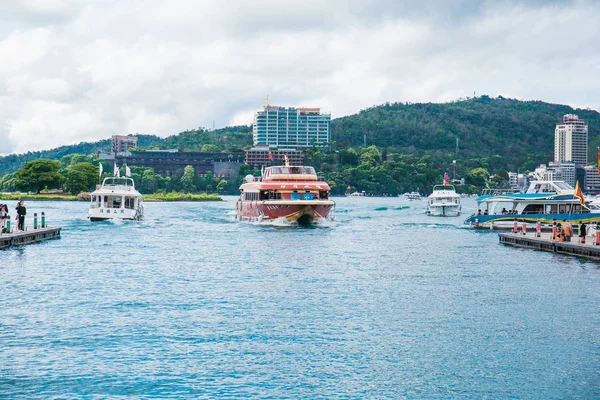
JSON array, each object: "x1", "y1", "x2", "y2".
[
  {"x1": 88, "y1": 177, "x2": 144, "y2": 221},
  {"x1": 236, "y1": 161, "x2": 335, "y2": 225},
  {"x1": 464, "y1": 180, "x2": 600, "y2": 229},
  {"x1": 427, "y1": 184, "x2": 461, "y2": 216}
]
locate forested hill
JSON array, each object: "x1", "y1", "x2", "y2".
[
  {"x1": 333, "y1": 96, "x2": 600, "y2": 171},
  {"x1": 1, "y1": 97, "x2": 599, "y2": 177},
  {"x1": 0, "y1": 135, "x2": 164, "y2": 174}
]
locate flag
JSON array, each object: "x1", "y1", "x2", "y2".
[
  {"x1": 114, "y1": 163, "x2": 119, "y2": 177},
  {"x1": 269, "y1": 151, "x2": 273, "y2": 160},
  {"x1": 443, "y1": 172, "x2": 449, "y2": 185},
  {"x1": 126, "y1": 165, "x2": 131, "y2": 177},
  {"x1": 98, "y1": 162, "x2": 103, "y2": 177},
  {"x1": 574, "y1": 180, "x2": 585, "y2": 206}
]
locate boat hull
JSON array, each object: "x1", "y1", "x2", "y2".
[
  {"x1": 236, "y1": 200, "x2": 335, "y2": 224},
  {"x1": 427, "y1": 205, "x2": 461, "y2": 217},
  {"x1": 464, "y1": 212, "x2": 600, "y2": 229}
]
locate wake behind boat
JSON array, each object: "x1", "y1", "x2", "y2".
[
  {"x1": 236, "y1": 159, "x2": 335, "y2": 225},
  {"x1": 88, "y1": 177, "x2": 144, "y2": 221}
]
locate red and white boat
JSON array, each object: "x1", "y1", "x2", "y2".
[{"x1": 236, "y1": 161, "x2": 335, "y2": 225}]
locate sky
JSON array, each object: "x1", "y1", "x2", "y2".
[{"x1": 1, "y1": 0, "x2": 599, "y2": 155}]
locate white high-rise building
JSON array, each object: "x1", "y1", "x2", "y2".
[{"x1": 554, "y1": 114, "x2": 588, "y2": 166}]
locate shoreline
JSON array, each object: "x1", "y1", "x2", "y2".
[{"x1": 0, "y1": 194, "x2": 223, "y2": 202}]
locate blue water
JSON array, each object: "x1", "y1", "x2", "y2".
[{"x1": 1, "y1": 197, "x2": 599, "y2": 399}]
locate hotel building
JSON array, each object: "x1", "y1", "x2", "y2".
[
  {"x1": 252, "y1": 105, "x2": 331, "y2": 149},
  {"x1": 554, "y1": 114, "x2": 588, "y2": 166}
]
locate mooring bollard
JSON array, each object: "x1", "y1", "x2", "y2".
[
  {"x1": 34, "y1": 213, "x2": 38, "y2": 229},
  {"x1": 536, "y1": 221, "x2": 541, "y2": 237},
  {"x1": 513, "y1": 219, "x2": 518, "y2": 233},
  {"x1": 595, "y1": 230, "x2": 600, "y2": 246},
  {"x1": 41, "y1": 212, "x2": 46, "y2": 228},
  {"x1": 522, "y1": 222, "x2": 527, "y2": 235},
  {"x1": 6, "y1": 215, "x2": 10, "y2": 233}
]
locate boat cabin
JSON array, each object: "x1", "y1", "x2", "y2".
[
  {"x1": 262, "y1": 166, "x2": 317, "y2": 181},
  {"x1": 90, "y1": 177, "x2": 142, "y2": 210},
  {"x1": 241, "y1": 166, "x2": 330, "y2": 201}
]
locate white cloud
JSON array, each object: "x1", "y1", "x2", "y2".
[{"x1": 0, "y1": 0, "x2": 599, "y2": 156}]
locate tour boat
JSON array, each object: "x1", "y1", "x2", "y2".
[
  {"x1": 236, "y1": 161, "x2": 335, "y2": 225},
  {"x1": 427, "y1": 184, "x2": 461, "y2": 216},
  {"x1": 88, "y1": 177, "x2": 144, "y2": 221},
  {"x1": 464, "y1": 180, "x2": 600, "y2": 229}
]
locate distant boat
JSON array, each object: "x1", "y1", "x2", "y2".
[
  {"x1": 427, "y1": 185, "x2": 461, "y2": 216},
  {"x1": 347, "y1": 191, "x2": 366, "y2": 197},
  {"x1": 403, "y1": 192, "x2": 421, "y2": 200},
  {"x1": 88, "y1": 177, "x2": 144, "y2": 221}
]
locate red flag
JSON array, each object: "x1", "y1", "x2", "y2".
[
  {"x1": 269, "y1": 151, "x2": 273, "y2": 160},
  {"x1": 575, "y1": 180, "x2": 585, "y2": 206}
]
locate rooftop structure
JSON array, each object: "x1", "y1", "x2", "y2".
[{"x1": 111, "y1": 135, "x2": 138, "y2": 153}]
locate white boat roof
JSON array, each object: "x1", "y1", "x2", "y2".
[
  {"x1": 92, "y1": 177, "x2": 142, "y2": 195},
  {"x1": 429, "y1": 185, "x2": 460, "y2": 198}
]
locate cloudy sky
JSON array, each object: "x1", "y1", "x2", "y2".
[{"x1": 1, "y1": 0, "x2": 599, "y2": 155}]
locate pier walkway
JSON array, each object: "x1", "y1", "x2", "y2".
[
  {"x1": 499, "y1": 232, "x2": 600, "y2": 260},
  {"x1": 0, "y1": 227, "x2": 61, "y2": 249}
]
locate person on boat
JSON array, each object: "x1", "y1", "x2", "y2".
[
  {"x1": 477, "y1": 210, "x2": 482, "y2": 216},
  {"x1": 563, "y1": 219, "x2": 572, "y2": 242},
  {"x1": 579, "y1": 221, "x2": 587, "y2": 243},
  {"x1": 15, "y1": 201, "x2": 26, "y2": 231},
  {"x1": 483, "y1": 210, "x2": 489, "y2": 215},
  {"x1": 501, "y1": 208, "x2": 507, "y2": 214}
]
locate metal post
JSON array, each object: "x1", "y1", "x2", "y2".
[
  {"x1": 6, "y1": 216, "x2": 10, "y2": 233},
  {"x1": 41, "y1": 212, "x2": 46, "y2": 228},
  {"x1": 34, "y1": 213, "x2": 38, "y2": 229}
]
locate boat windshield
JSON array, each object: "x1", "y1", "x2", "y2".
[
  {"x1": 433, "y1": 185, "x2": 455, "y2": 191},
  {"x1": 102, "y1": 177, "x2": 135, "y2": 188},
  {"x1": 270, "y1": 166, "x2": 316, "y2": 175}
]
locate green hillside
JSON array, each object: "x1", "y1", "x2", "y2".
[
  {"x1": 332, "y1": 96, "x2": 600, "y2": 172},
  {"x1": 2, "y1": 97, "x2": 599, "y2": 195}
]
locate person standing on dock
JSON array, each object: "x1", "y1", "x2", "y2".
[
  {"x1": 579, "y1": 221, "x2": 587, "y2": 243},
  {"x1": 15, "y1": 201, "x2": 26, "y2": 231},
  {"x1": 563, "y1": 219, "x2": 572, "y2": 242},
  {"x1": 0, "y1": 204, "x2": 7, "y2": 233}
]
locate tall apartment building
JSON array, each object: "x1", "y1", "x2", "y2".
[
  {"x1": 554, "y1": 114, "x2": 588, "y2": 166},
  {"x1": 111, "y1": 135, "x2": 138, "y2": 153},
  {"x1": 253, "y1": 105, "x2": 331, "y2": 149}
]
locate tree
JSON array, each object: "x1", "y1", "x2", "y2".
[
  {"x1": 15, "y1": 159, "x2": 63, "y2": 193},
  {"x1": 180, "y1": 165, "x2": 196, "y2": 193},
  {"x1": 65, "y1": 162, "x2": 99, "y2": 194},
  {"x1": 201, "y1": 144, "x2": 222, "y2": 152}
]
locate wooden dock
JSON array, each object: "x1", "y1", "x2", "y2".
[
  {"x1": 0, "y1": 227, "x2": 61, "y2": 249},
  {"x1": 499, "y1": 232, "x2": 600, "y2": 260}
]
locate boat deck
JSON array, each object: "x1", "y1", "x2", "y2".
[
  {"x1": 0, "y1": 227, "x2": 61, "y2": 249},
  {"x1": 499, "y1": 232, "x2": 600, "y2": 260}
]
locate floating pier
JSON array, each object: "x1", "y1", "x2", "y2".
[
  {"x1": 0, "y1": 227, "x2": 61, "y2": 249},
  {"x1": 499, "y1": 232, "x2": 600, "y2": 260}
]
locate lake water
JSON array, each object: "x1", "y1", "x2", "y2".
[{"x1": 1, "y1": 196, "x2": 598, "y2": 398}]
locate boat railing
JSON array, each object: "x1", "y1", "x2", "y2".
[{"x1": 480, "y1": 188, "x2": 521, "y2": 196}]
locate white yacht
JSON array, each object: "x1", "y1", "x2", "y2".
[
  {"x1": 88, "y1": 177, "x2": 144, "y2": 221},
  {"x1": 404, "y1": 192, "x2": 422, "y2": 200},
  {"x1": 427, "y1": 185, "x2": 461, "y2": 216}
]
